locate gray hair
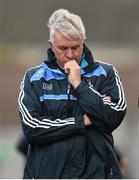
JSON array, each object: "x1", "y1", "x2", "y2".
[{"x1": 47, "y1": 9, "x2": 86, "y2": 43}]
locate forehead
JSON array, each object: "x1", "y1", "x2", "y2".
[{"x1": 53, "y1": 31, "x2": 83, "y2": 47}]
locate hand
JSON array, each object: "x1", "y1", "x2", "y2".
[
  {"x1": 101, "y1": 94, "x2": 111, "y2": 101},
  {"x1": 64, "y1": 60, "x2": 81, "y2": 89},
  {"x1": 84, "y1": 114, "x2": 92, "y2": 126}
]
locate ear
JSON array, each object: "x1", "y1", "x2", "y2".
[{"x1": 48, "y1": 40, "x2": 53, "y2": 48}]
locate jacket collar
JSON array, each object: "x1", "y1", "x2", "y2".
[{"x1": 44, "y1": 44, "x2": 98, "y2": 74}]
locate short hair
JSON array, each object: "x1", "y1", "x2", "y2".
[{"x1": 47, "y1": 9, "x2": 86, "y2": 43}]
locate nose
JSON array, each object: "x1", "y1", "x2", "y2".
[{"x1": 66, "y1": 48, "x2": 74, "y2": 60}]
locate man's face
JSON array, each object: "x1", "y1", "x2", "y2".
[{"x1": 49, "y1": 31, "x2": 83, "y2": 69}]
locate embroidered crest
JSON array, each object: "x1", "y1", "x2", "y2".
[{"x1": 42, "y1": 83, "x2": 53, "y2": 90}]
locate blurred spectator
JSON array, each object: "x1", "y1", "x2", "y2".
[
  {"x1": 16, "y1": 135, "x2": 29, "y2": 158},
  {"x1": 114, "y1": 146, "x2": 128, "y2": 177}
]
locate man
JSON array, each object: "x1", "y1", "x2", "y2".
[{"x1": 18, "y1": 9, "x2": 127, "y2": 178}]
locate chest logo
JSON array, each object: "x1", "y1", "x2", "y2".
[{"x1": 42, "y1": 83, "x2": 53, "y2": 90}]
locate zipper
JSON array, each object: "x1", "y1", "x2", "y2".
[
  {"x1": 67, "y1": 83, "x2": 70, "y2": 95},
  {"x1": 67, "y1": 83, "x2": 72, "y2": 117},
  {"x1": 108, "y1": 168, "x2": 113, "y2": 178},
  {"x1": 110, "y1": 168, "x2": 113, "y2": 177}
]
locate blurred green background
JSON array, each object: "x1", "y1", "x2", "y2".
[{"x1": 0, "y1": 0, "x2": 139, "y2": 178}]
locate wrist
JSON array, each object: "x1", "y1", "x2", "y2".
[{"x1": 72, "y1": 81, "x2": 81, "y2": 89}]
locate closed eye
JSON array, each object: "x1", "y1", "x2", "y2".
[
  {"x1": 71, "y1": 45, "x2": 80, "y2": 50},
  {"x1": 58, "y1": 46, "x2": 68, "y2": 51}
]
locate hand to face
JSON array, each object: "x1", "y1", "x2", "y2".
[{"x1": 64, "y1": 60, "x2": 81, "y2": 89}]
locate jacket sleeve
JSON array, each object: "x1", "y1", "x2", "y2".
[
  {"x1": 74, "y1": 66, "x2": 127, "y2": 133},
  {"x1": 18, "y1": 72, "x2": 85, "y2": 145}
]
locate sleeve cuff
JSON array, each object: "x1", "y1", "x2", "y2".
[{"x1": 75, "y1": 115, "x2": 85, "y2": 133}]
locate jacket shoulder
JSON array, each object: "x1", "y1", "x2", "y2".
[
  {"x1": 25, "y1": 64, "x2": 45, "y2": 82},
  {"x1": 95, "y1": 59, "x2": 114, "y2": 72}
]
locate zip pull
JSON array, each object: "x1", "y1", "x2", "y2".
[
  {"x1": 109, "y1": 168, "x2": 113, "y2": 178},
  {"x1": 67, "y1": 83, "x2": 72, "y2": 117},
  {"x1": 87, "y1": 79, "x2": 94, "y2": 88},
  {"x1": 67, "y1": 83, "x2": 71, "y2": 95}
]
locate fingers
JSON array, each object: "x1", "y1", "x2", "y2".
[
  {"x1": 64, "y1": 60, "x2": 80, "y2": 72},
  {"x1": 64, "y1": 66, "x2": 69, "y2": 74},
  {"x1": 64, "y1": 60, "x2": 81, "y2": 88},
  {"x1": 101, "y1": 94, "x2": 111, "y2": 101}
]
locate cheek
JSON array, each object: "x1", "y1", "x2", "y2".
[
  {"x1": 53, "y1": 48, "x2": 60, "y2": 57},
  {"x1": 76, "y1": 50, "x2": 83, "y2": 63},
  {"x1": 57, "y1": 52, "x2": 65, "y2": 59},
  {"x1": 55, "y1": 50, "x2": 65, "y2": 60},
  {"x1": 76, "y1": 49, "x2": 82, "y2": 58}
]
